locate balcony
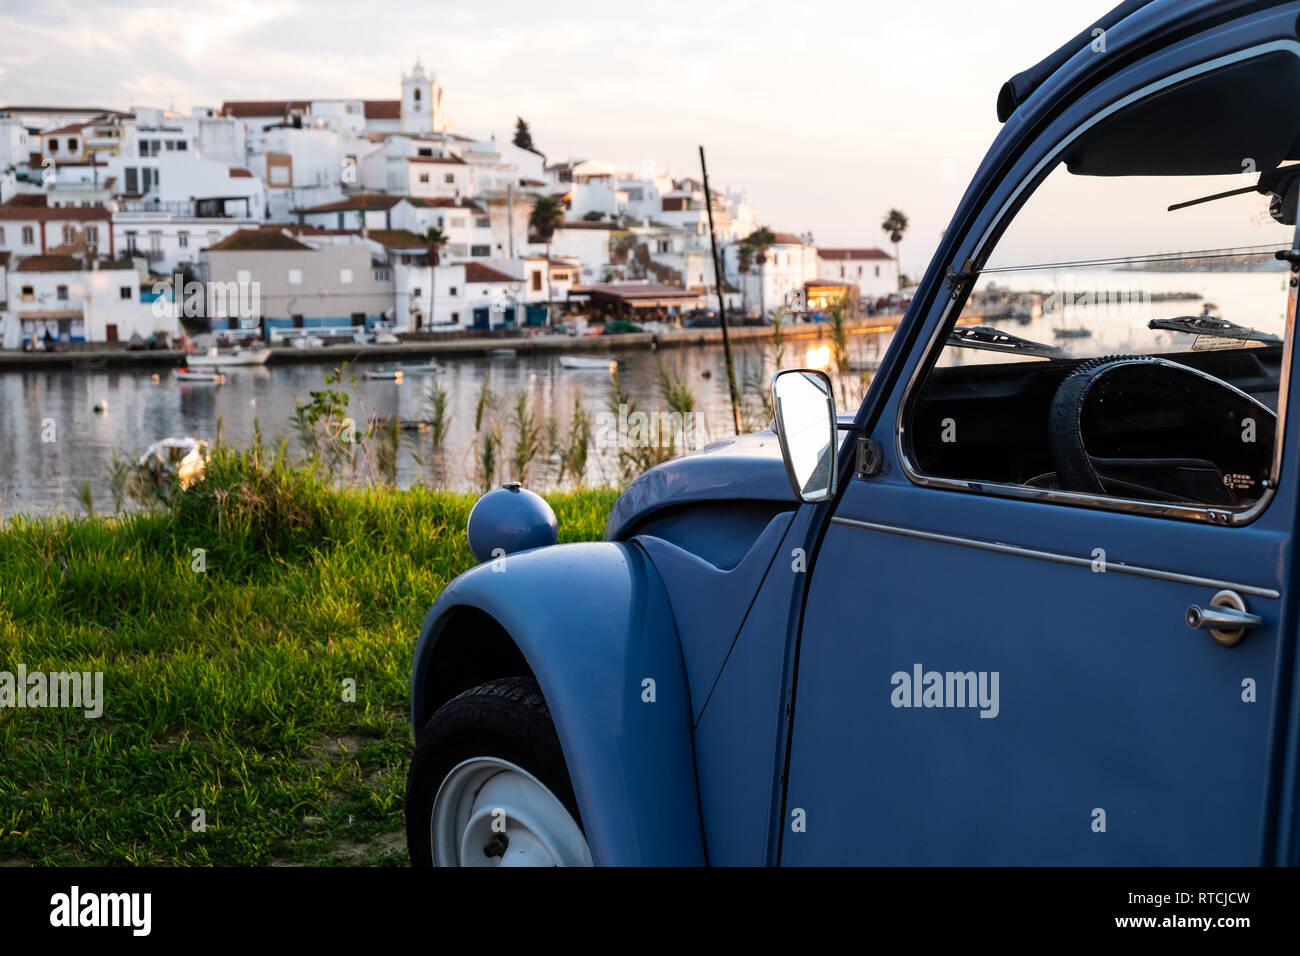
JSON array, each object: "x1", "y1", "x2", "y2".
[{"x1": 119, "y1": 197, "x2": 254, "y2": 219}]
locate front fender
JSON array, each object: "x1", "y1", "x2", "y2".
[{"x1": 410, "y1": 541, "x2": 706, "y2": 866}]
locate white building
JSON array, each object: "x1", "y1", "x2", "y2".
[
  {"x1": 817, "y1": 248, "x2": 899, "y2": 301},
  {"x1": 725, "y1": 232, "x2": 819, "y2": 318},
  {"x1": 2, "y1": 255, "x2": 168, "y2": 348}
]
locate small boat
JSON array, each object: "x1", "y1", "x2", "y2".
[
  {"x1": 399, "y1": 362, "x2": 441, "y2": 375},
  {"x1": 139, "y1": 437, "x2": 208, "y2": 490},
  {"x1": 186, "y1": 345, "x2": 270, "y2": 367},
  {"x1": 290, "y1": 335, "x2": 325, "y2": 349},
  {"x1": 363, "y1": 367, "x2": 404, "y2": 381},
  {"x1": 173, "y1": 367, "x2": 226, "y2": 385},
  {"x1": 1053, "y1": 327, "x2": 1093, "y2": 340},
  {"x1": 559, "y1": 355, "x2": 617, "y2": 370},
  {"x1": 486, "y1": 348, "x2": 517, "y2": 358}
]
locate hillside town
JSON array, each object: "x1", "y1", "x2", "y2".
[{"x1": 0, "y1": 60, "x2": 900, "y2": 350}]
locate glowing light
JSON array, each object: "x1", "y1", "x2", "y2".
[{"x1": 806, "y1": 344, "x2": 831, "y2": 370}]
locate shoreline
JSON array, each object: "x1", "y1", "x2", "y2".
[{"x1": 0, "y1": 313, "x2": 904, "y2": 371}]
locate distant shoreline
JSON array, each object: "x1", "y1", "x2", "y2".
[{"x1": 0, "y1": 314, "x2": 904, "y2": 372}]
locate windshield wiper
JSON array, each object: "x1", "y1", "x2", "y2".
[
  {"x1": 1147, "y1": 315, "x2": 1282, "y2": 344},
  {"x1": 946, "y1": 325, "x2": 1065, "y2": 358}
]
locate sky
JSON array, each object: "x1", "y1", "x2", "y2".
[{"x1": 1, "y1": 0, "x2": 1141, "y2": 273}]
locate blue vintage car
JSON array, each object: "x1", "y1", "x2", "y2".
[{"x1": 407, "y1": 0, "x2": 1300, "y2": 865}]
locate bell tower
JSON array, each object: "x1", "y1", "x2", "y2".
[{"x1": 401, "y1": 58, "x2": 433, "y2": 133}]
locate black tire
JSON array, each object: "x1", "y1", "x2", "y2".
[{"x1": 405, "y1": 675, "x2": 584, "y2": 866}]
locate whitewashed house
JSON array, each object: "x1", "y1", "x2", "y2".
[
  {"x1": 2, "y1": 255, "x2": 166, "y2": 348},
  {"x1": 817, "y1": 248, "x2": 899, "y2": 301}
]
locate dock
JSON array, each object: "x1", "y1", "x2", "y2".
[{"x1": 0, "y1": 313, "x2": 905, "y2": 371}]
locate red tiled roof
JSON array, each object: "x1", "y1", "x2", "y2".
[
  {"x1": 6, "y1": 193, "x2": 49, "y2": 207},
  {"x1": 220, "y1": 100, "x2": 311, "y2": 118},
  {"x1": 462, "y1": 262, "x2": 518, "y2": 284},
  {"x1": 771, "y1": 232, "x2": 807, "y2": 245},
  {"x1": 0, "y1": 199, "x2": 110, "y2": 221},
  {"x1": 560, "y1": 220, "x2": 617, "y2": 230},
  {"x1": 41, "y1": 120, "x2": 95, "y2": 136},
  {"x1": 818, "y1": 247, "x2": 894, "y2": 261},
  {"x1": 15, "y1": 255, "x2": 83, "y2": 272},
  {"x1": 366, "y1": 229, "x2": 429, "y2": 249},
  {"x1": 407, "y1": 155, "x2": 465, "y2": 165},
  {"x1": 364, "y1": 100, "x2": 400, "y2": 120},
  {"x1": 208, "y1": 229, "x2": 311, "y2": 251},
  {"x1": 228, "y1": 167, "x2": 254, "y2": 178},
  {"x1": 294, "y1": 193, "x2": 404, "y2": 214}
]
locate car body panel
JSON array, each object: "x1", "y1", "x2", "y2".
[{"x1": 409, "y1": 542, "x2": 705, "y2": 866}]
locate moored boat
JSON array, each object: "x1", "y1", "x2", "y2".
[
  {"x1": 363, "y1": 366, "x2": 404, "y2": 381},
  {"x1": 138, "y1": 437, "x2": 209, "y2": 490},
  {"x1": 558, "y1": 355, "x2": 617, "y2": 370},
  {"x1": 186, "y1": 345, "x2": 270, "y2": 367},
  {"x1": 173, "y1": 367, "x2": 226, "y2": 384}
]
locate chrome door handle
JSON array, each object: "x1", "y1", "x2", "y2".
[{"x1": 1186, "y1": 590, "x2": 1261, "y2": 647}]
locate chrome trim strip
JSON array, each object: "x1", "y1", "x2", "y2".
[
  {"x1": 831, "y1": 516, "x2": 1282, "y2": 600},
  {"x1": 896, "y1": 41, "x2": 1300, "y2": 529}
]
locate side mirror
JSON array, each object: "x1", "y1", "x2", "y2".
[{"x1": 771, "y1": 368, "x2": 838, "y2": 503}]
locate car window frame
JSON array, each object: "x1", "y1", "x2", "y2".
[{"x1": 896, "y1": 40, "x2": 1300, "y2": 527}]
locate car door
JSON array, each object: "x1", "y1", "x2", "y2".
[{"x1": 781, "y1": 23, "x2": 1300, "y2": 865}]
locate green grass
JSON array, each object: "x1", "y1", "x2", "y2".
[{"x1": 0, "y1": 450, "x2": 617, "y2": 865}]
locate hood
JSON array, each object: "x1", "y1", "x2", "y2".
[{"x1": 604, "y1": 415, "x2": 854, "y2": 540}]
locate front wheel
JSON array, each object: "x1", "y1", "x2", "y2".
[{"x1": 405, "y1": 676, "x2": 592, "y2": 867}]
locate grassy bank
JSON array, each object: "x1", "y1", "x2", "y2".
[{"x1": 0, "y1": 451, "x2": 617, "y2": 865}]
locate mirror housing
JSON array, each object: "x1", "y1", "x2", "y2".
[{"x1": 771, "y1": 368, "x2": 838, "y2": 503}]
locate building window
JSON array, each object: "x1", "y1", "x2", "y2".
[
  {"x1": 124, "y1": 230, "x2": 138, "y2": 254},
  {"x1": 411, "y1": 287, "x2": 422, "y2": 298},
  {"x1": 57, "y1": 285, "x2": 69, "y2": 301},
  {"x1": 120, "y1": 286, "x2": 132, "y2": 300},
  {"x1": 236, "y1": 269, "x2": 252, "y2": 284},
  {"x1": 875, "y1": 266, "x2": 880, "y2": 277},
  {"x1": 165, "y1": 141, "x2": 175, "y2": 151},
  {"x1": 63, "y1": 225, "x2": 75, "y2": 244},
  {"x1": 418, "y1": 147, "x2": 433, "y2": 157},
  {"x1": 450, "y1": 311, "x2": 459, "y2": 324},
  {"x1": 85, "y1": 226, "x2": 98, "y2": 245},
  {"x1": 21, "y1": 285, "x2": 34, "y2": 302},
  {"x1": 0, "y1": 226, "x2": 5, "y2": 243},
  {"x1": 49, "y1": 138, "x2": 58, "y2": 152},
  {"x1": 374, "y1": 269, "x2": 390, "y2": 281},
  {"x1": 339, "y1": 268, "x2": 353, "y2": 284},
  {"x1": 444, "y1": 173, "x2": 455, "y2": 184},
  {"x1": 470, "y1": 245, "x2": 490, "y2": 257},
  {"x1": 21, "y1": 226, "x2": 33, "y2": 245},
  {"x1": 177, "y1": 141, "x2": 187, "y2": 151},
  {"x1": 269, "y1": 166, "x2": 290, "y2": 186},
  {"x1": 207, "y1": 231, "x2": 219, "y2": 247},
  {"x1": 149, "y1": 231, "x2": 162, "y2": 255},
  {"x1": 68, "y1": 138, "x2": 78, "y2": 152},
  {"x1": 531, "y1": 271, "x2": 542, "y2": 291},
  {"x1": 418, "y1": 172, "x2": 429, "y2": 184},
  {"x1": 288, "y1": 268, "x2": 303, "y2": 285},
  {"x1": 351, "y1": 312, "x2": 366, "y2": 324},
  {"x1": 178, "y1": 231, "x2": 189, "y2": 248},
  {"x1": 475, "y1": 216, "x2": 490, "y2": 228},
  {"x1": 125, "y1": 167, "x2": 138, "y2": 193},
  {"x1": 448, "y1": 286, "x2": 457, "y2": 297}
]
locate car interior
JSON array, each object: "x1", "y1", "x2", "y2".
[{"x1": 907, "y1": 52, "x2": 1299, "y2": 512}]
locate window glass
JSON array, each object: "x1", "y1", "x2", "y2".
[{"x1": 909, "y1": 154, "x2": 1294, "y2": 514}]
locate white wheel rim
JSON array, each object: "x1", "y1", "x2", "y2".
[{"x1": 431, "y1": 757, "x2": 593, "y2": 867}]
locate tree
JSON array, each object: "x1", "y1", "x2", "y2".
[
  {"x1": 529, "y1": 196, "x2": 566, "y2": 324},
  {"x1": 422, "y1": 226, "x2": 449, "y2": 331},
  {"x1": 513, "y1": 117, "x2": 535, "y2": 152},
  {"x1": 881, "y1": 209, "x2": 909, "y2": 291},
  {"x1": 743, "y1": 226, "x2": 777, "y2": 318}
]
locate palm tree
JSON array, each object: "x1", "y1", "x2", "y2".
[
  {"x1": 423, "y1": 226, "x2": 449, "y2": 331},
  {"x1": 530, "y1": 196, "x2": 566, "y2": 324},
  {"x1": 881, "y1": 209, "x2": 909, "y2": 290},
  {"x1": 744, "y1": 226, "x2": 777, "y2": 319},
  {"x1": 735, "y1": 242, "x2": 754, "y2": 315}
]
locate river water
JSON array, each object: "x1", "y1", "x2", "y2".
[
  {"x1": 0, "y1": 329, "x2": 892, "y2": 516},
  {"x1": 3, "y1": 268, "x2": 1288, "y2": 516}
]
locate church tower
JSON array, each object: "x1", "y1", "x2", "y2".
[{"x1": 401, "y1": 58, "x2": 452, "y2": 133}]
